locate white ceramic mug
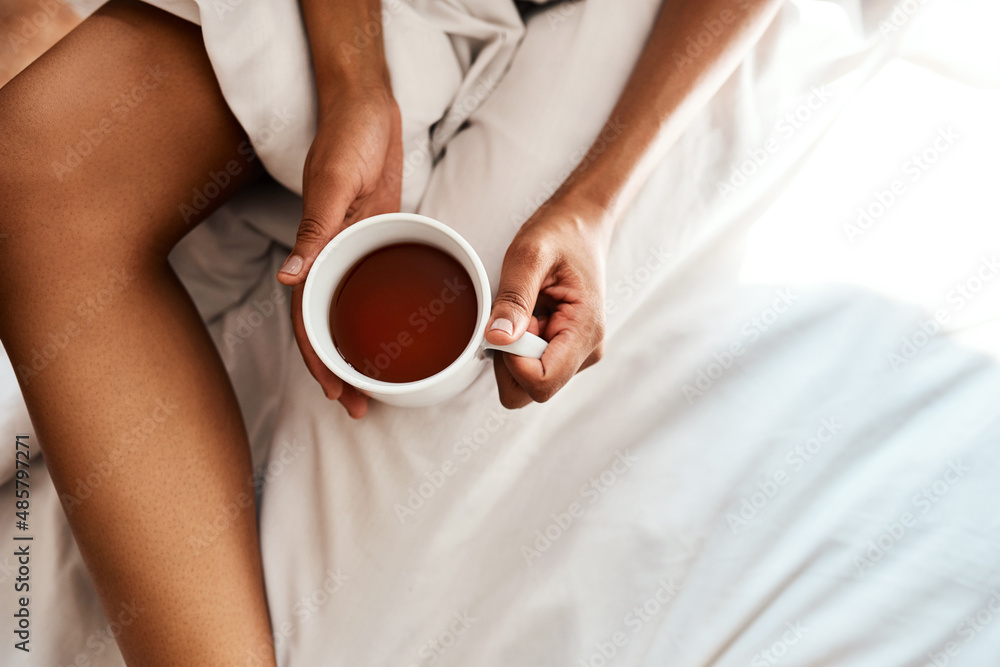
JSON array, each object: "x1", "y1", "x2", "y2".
[{"x1": 302, "y1": 213, "x2": 548, "y2": 407}]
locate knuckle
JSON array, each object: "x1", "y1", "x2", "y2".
[
  {"x1": 499, "y1": 388, "x2": 528, "y2": 410},
  {"x1": 499, "y1": 393, "x2": 520, "y2": 410},
  {"x1": 526, "y1": 380, "x2": 558, "y2": 404},
  {"x1": 493, "y1": 288, "x2": 533, "y2": 315},
  {"x1": 296, "y1": 217, "x2": 332, "y2": 245},
  {"x1": 507, "y1": 237, "x2": 548, "y2": 270},
  {"x1": 306, "y1": 156, "x2": 347, "y2": 183}
]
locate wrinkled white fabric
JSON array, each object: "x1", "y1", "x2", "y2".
[{"x1": 123, "y1": 0, "x2": 557, "y2": 216}]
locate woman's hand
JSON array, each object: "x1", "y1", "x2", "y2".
[
  {"x1": 278, "y1": 86, "x2": 403, "y2": 419},
  {"x1": 484, "y1": 0, "x2": 781, "y2": 408},
  {"x1": 484, "y1": 197, "x2": 611, "y2": 408}
]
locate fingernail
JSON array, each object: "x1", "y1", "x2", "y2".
[
  {"x1": 280, "y1": 254, "x2": 303, "y2": 276},
  {"x1": 490, "y1": 318, "x2": 513, "y2": 335}
]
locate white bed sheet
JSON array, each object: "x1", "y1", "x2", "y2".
[{"x1": 3, "y1": 0, "x2": 1000, "y2": 665}]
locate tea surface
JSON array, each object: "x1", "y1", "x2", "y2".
[{"x1": 329, "y1": 243, "x2": 478, "y2": 383}]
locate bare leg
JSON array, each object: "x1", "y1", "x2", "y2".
[{"x1": 0, "y1": 3, "x2": 275, "y2": 664}]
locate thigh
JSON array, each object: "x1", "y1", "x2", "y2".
[{"x1": 0, "y1": 0, "x2": 260, "y2": 266}]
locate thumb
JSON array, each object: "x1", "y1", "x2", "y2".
[
  {"x1": 277, "y1": 185, "x2": 352, "y2": 286},
  {"x1": 486, "y1": 244, "x2": 548, "y2": 345}
]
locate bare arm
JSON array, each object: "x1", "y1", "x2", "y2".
[
  {"x1": 300, "y1": 0, "x2": 391, "y2": 103},
  {"x1": 485, "y1": 0, "x2": 783, "y2": 407},
  {"x1": 278, "y1": 0, "x2": 403, "y2": 419},
  {"x1": 564, "y1": 0, "x2": 783, "y2": 235}
]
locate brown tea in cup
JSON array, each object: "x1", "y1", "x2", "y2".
[{"x1": 328, "y1": 242, "x2": 478, "y2": 383}]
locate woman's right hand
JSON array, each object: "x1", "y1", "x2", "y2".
[{"x1": 278, "y1": 84, "x2": 403, "y2": 419}]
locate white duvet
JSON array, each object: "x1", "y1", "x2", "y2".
[{"x1": 3, "y1": 0, "x2": 1000, "y2": 665}]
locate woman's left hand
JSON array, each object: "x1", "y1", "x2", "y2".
[{"x1": 484, "y1": 197, "x2": 611, "y2": 408}]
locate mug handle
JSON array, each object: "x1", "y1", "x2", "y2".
[{"x1": 483, "y1": 331, "x2": 548, "y2": 359}]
